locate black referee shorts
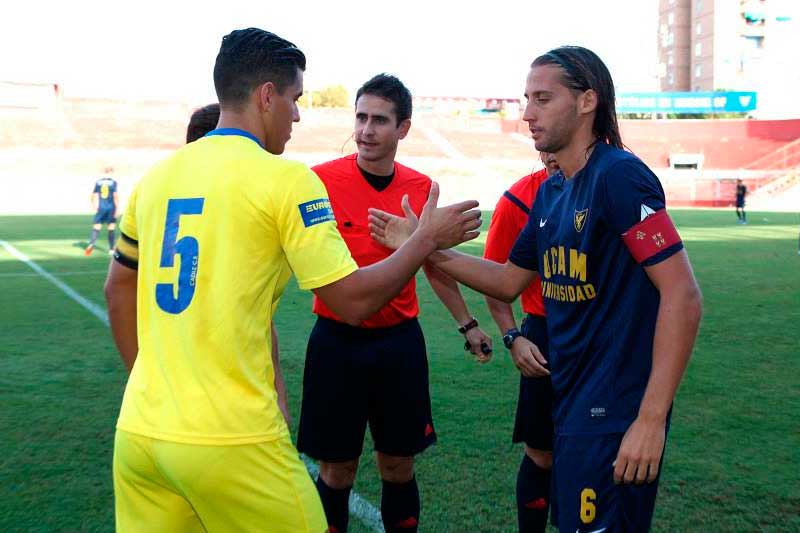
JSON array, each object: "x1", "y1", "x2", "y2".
[
  {"x1": 512, "y1": 314, "x2": 554, "y2": 451},
  {"x1": 297, "y1": 316, "x2": 436, "y2": 462}
]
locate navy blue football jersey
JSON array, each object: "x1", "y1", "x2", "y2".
[
  {"x1": 509, "y1": 142, "x2": 683, "y2": 435},
  {"x1": 93, "y1": 178, "x2": 117, "y2": 210}
]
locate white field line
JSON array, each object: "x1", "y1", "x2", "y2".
[
  {"x1": 0, "y1": 239, "x2": 385, "y2": 532},
  {"x1": 302, "y1": 455, "x2": 385, "y2": 532},
  {"x1": 1, "y1": 240, "x2": 109, "y2": 324},
  {"x1": 0, "y1": 270, "x2": 109, "y2": 278},
  {"x1": 419, "y1": 127, "x2": 466, "y2": 159}
]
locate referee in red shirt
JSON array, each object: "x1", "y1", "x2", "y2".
[
  {"x1": 484, "y1": 152, "x2": 559, "y2": 532},
  {"x1": 297, "y1": 74, "x2": 491, "y2": 533}
]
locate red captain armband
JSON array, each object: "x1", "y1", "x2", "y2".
[{"x1": 621, "y1": 209, "x2": 682, "y2": 264}]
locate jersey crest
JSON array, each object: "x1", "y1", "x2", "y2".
[{"x1": 574, "y1": 208, "x2": 588, "y2": 233}]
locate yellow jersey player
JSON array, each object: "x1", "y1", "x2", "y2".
[
  {"x1": 184, "y1": 101, "x2": 292, "y2": 426},
  {"x1": 104, "y1": 28, "x2": 481, "y2": 533}
]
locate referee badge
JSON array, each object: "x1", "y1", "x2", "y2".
[{"x1": 574, "y1": 208, "x2": 588, "y2": 232}]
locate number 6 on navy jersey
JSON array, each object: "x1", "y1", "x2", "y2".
[{"x1": 156, "y1": 198, "x2": 205, "y2": 314}]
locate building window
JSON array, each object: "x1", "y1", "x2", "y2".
[
  {"x1": 695, "y1": 42, "x2": 702, "y2": 56},
  {"x1": 668, "y1": 72, "x2": 675, "y2": 85},
  {"x1": 696, "y1": 0, "x2": 702, "y2": 12},
  {"x1": 668, "y1": 12, "x2": 674, "y2": 25},
  {"x1": 696, "y1": 22, "x2": 702, "y2": 35},
  {"x1": 695, "y1": 64, "x2": 702, "y2": 78},
  {"x1": 668, "y1": 51, "x2": 674, "y2": 65},
  {"x1": 668, "y1": 31, "x2": 674, "y2": 45}
]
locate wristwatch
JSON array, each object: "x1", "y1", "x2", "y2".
[
  {"x1": 458, "y1": 317, "x2": 479, "y2": 334},
  {"x1": 503, "y1": 328, "x2": 523, "y2": 349}
]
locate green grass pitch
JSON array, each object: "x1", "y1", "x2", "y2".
[{"x1": 1, "y1": 210, "x2": 798, "y2": 532}]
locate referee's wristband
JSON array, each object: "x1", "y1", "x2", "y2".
[{"x1": 458, "y1": 317, "x2": 479, "y2": 334}]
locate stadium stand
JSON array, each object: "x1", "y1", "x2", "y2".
[
  {"x1": 503, "y1": 117, "x2": 800, "y2": 207},
  {"x1": 1, "y1": 94, "x2": 798, "y2": 211}
]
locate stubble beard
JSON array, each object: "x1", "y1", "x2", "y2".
[{"x1": 535, "y1": 107, "x2": 579, "y2": 154}]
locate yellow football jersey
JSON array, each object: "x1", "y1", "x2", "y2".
[{"x1": 116, "y1": 130, "x2": 357, "y2": 445}]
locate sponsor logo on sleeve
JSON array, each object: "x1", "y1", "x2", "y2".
[{"x1": 298, "y1": 198, "x2": 335, "y2": 227}]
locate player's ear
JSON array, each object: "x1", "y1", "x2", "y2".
[
  {"x1": 257, "y1": 82, "x2": 277, "y2": 113},
  {"x1": 397, "y1": 118, "x2": 411, "y2": 140},
  {"x1": 578, "y1": 89, "x2": 598, "y2": 116}
]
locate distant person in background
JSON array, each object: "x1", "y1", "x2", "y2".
[
  {"x1": 85, "y1": 166, "x2": 118, "y2": 256},
  {"x1": 483, "y1": 151, "x2": 559, "y2": 533},
  {"x1": 735, "y1": 178, "x2": 747, "y2": 224},
  {"x1": 186, "y1": 103, "x2": 221, "y2": 143}
]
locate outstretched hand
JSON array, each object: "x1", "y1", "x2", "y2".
[
  {"x1": 509, "y1": 336, "x2": 549, "y2": 377},
  {"x1": 369, "y1": 182, "x2": 481, "y2": 250},
  {"x1": 369, "y1": 193, "x2": 418, "y2": 250}
]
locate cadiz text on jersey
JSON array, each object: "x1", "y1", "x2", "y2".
[{"x1": 540, "y1": 245, "x2": 597, "y2": 303}]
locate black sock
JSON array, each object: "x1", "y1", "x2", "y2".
[
  {"x1": 316, "y1": 476, "x2": 351, "y2": 533},
  {"x1": 108, "y1": 229, "x2": 116, "y2": 250},
  {"x1": 381, "y1": 477, "x2": 420, "y2": 532},
  {"x1": 88, "y1": 228, "x2": 99, "y2": 246},
  {"x1": 516, "y1": 454, "x2": 551, "y2": 533}
]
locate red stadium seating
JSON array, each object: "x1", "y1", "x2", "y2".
[{"x1": 2, "y1": 97, "x2": 797, "y2": 208}]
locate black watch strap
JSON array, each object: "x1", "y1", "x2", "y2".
[
  {"x1": 458, "y1": 317, "x2": 479, "y2": 334},
  {"x1": 503, "y1": 328, "x2": 523, "y2": 349}
]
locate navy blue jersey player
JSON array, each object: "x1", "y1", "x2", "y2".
[
  {"x1": 735, "y1": 178, "x2": 747, "y2": 224},
  {"x1": 85, "y1": 166, "x2": 118, "y2": 256},
  {"x1": 369, "y1": 46, "x2": 703, "y2": 532}
]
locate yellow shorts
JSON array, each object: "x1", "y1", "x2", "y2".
[{"x1": 113, "y1": 430, "x2": 326, "y2": 532}]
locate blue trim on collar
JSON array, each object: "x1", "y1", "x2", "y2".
[
  {"x1": 204, "y1": 128, "x2": 263, "y2": 148},
  {"x1": 552, "y1": 170, "x2": 566, "y2": 189}
]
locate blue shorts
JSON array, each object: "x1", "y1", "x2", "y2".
[
  {"x1": 93, "y1": 206, "x2": 116, "y2": 224},
  {"x1": 551, "y1": 432, "x2": 664, "y2": 532},
  {"x1": 512, "y1": 314, "x2": 554, "y2": 451}
]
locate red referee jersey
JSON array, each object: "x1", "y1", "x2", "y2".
[
  {"x1": 483, "y1": 168, "x2": 548, "y2": 317},
  {"x1": 312, "y1": 154, "x2": 432, "y2": 328}
]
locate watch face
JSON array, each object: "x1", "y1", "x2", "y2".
[{"x1": 503, "y1": 329, "x2": 521, "y2": 349}]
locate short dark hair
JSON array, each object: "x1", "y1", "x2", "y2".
[
  {"x1": 532, "y1": 46, "x2": 623, "y2": 149},
  {"x1": 186, "y1": 103, "x2": 220, "y2": 143},
  {"x1": 355, "y1": 74, "x2": 412, "y2": 125},
  {"x1": 213, "y1": 28, "x2": 306, "y2": 109}
]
